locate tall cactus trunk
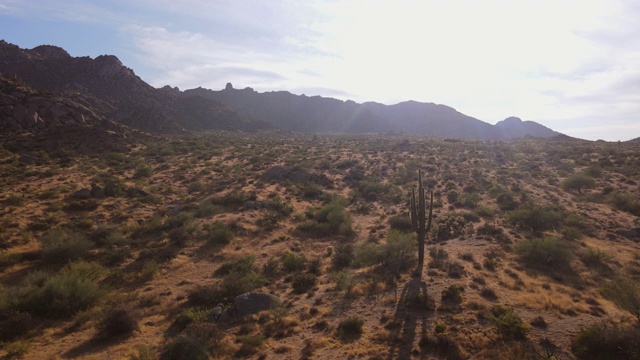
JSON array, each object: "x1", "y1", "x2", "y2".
[{"x1": 410, "y1": 169, "x2": 433, "y2": 275}]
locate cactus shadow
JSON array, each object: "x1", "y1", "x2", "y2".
[{"x1": 386, "y1": 276, "x2": 433, "y2": 360}]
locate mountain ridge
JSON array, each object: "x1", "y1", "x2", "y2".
[
  {"x1": 1, "y1": 40, "x2": 562, "y2": 139},
  {"x1": 183, "y1": 84, "x2": 561, "y2": 139},
  {"x1": 0, "y1": 40, "x2": 272, "y2": 134}
]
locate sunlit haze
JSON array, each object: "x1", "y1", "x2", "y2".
[{"x1": 2, "y1": 0, "x2": 639, "y2": 140}]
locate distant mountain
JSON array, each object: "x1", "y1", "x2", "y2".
[
  {"x1": 0, "y1": 40, "x2": 564, "y2": 139},
  {"x1": 494, "y1": 116, "x2": 559, "y2": 138},
  {"x1": 0, "y1": 40, "x2": 272, "y2": 133},
  {"x1": 184, "y1": 84, "x2": 561, "y2": 139}
]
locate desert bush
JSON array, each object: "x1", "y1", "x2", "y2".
[
  {"x1": 460, "y1": 193, "x2": 482, "y2": 209},
  {"x1": 572, "y1": 320, "x2": 640, "y2": 360},
  {"x1": 419, "y1": 334, "x2": 464, "y2": 360},
  {"x1": 433, "y1": 213, "x2": 467, "y2": 240},
  {"x1": 332, "y1": 244, "x2": 354, "y2": 270},
  {"x1": 336, "y1": 317, "x2": 364, "y2": 339},
  {"x1": 353, "y1": 243, "x2": 382, "y2": 268},
  {"x1": 485, "y1": 305, "x2": 528, "y2": 340},
  {"x1": 441, "y1": 285, "x2": 464, "y2": 304},
  {"x1": 379, "y1": 231, "x2": 416, "y2": 274},
  {"x1": 496, "y1": 192, "x2": 518, "y2": 211},
  {"x1": 236, "y1": 334, "x2": 265, "y2": 356},
  {"x1": 291, "y1": 273, "x2": 317, "y2": 294},
  {"x1": 133, "y1": 163, "x2": 153, "y2": 178},
  {"x1": 281, "y1": 252, "x2": 307, "y2": 272},
  {"x1": 581, "y1": 247, "x2": 612, "y2": 269},
  {"x1": 205, "y1": 221, "x2": 234, "y2": 246},
  {"x1": 603, "y1": 277, "x2": 640, "y2": 323},
  {"x1": 3, "y1": 340, "x2": 31, "y2": 358},
  {"x1": 429, "y1": 247, "x2": 449, "y2": 269},
  {"x1": 514, "y1": 236, "x2": 571, "y2": 270},
  {"x1": 39, "y1": 228, "x2": 92, "y2": 264},
  {"x1": 5, "y1": 261, "x2": 105, "y2": 318},
  {"x1": 3, "y1": 195, "x2": 26, "y2": 206},
  {"x1": 187, "y1": 285, "x2": 219, "y2": 308},
  {"x1": 219, "y1": 271, "x2": 268, "y2": 301},
  {"x1": 97, "y1": 305, "x2": 140, "y2": 339},
  {"x1": 447, "y1": 261, "x2": 466, "y2": 278},
  {"x1": 216, "y1": 256, "x2": 256, "y2": 276},
  {"x1": 507, "y1": 206, "x2": 563, "y2": 234},
  {"x1": 388, "y1": 214, "x2": 413, "y2": 232},
  {"x1": 0, "y1": 311, "x2": 36, "y2": 342},
  {"x1": 296, "y1": 202, "x2": 355, "y2": 238},
  {"x1": 562, "y1": 173, "x2": 596, "y2": 194},
  {"x1": 609, "y1": 191, "x2": 640, "y2": 216}
]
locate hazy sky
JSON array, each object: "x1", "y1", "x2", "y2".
[{"x1": 1, "y1": 0, "x2": 639, "y2": 141}]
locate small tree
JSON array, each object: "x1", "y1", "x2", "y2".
[
  {"x1": 409, "y1": 170, "x2": 433, "y2": 275},
  {"x1": 562, "y1": 174, "x2": 596, "y2": 194}
]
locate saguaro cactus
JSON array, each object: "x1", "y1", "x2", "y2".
[{"x1": 410, "y1": 169, "x2": 433, "y2": 274}]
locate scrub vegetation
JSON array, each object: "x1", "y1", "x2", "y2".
[{"x1": 0, "y1": 132, "x2": 639, "y2": 359}]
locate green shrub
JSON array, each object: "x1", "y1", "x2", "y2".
[
  {"x1": 291, "y1": 273, "x2": 317, "y2": 294},
  {"x1": 296, "y1": 202, "x2": 355, "y2": 238},
  {"x1": 3, "y1": 195, "x2": 26, "y2": 206},
  {"x1": 604, "y1": 278, "x2": 640, "y2": 323},
  {"x1": 581, "y1": 247, "x2": 612, "y2": 269},
  {"x1": 441, "y1": 285, "x2": 464, "y2": 304},
  {"x1": 206, "y1": 221, "x2": 234, "y2": 246},
  {"x1": 281, "y1": 252, "x2": 307, "y2": 272},
  {"x1": 5, "y1": 261, "x2": 105, "y2": 318},
  {"x1": 514, "y1": 236, "x2": 571, "y2": 269},
  {"x1": 379, "y1": 231, "x2": 416, "y2": 274},
  {"x1": 336, "y1": 317, "x2": 364, "y2": 339},
  {"x1": 332, "y1": 244, "x2": 354, "y2": 270},
  {"x1": 572, "y1": 320, "x2": 640, "y2": 360},
  {"x1": 236, "y1": 334, "x2": 265, "y2": 356},
  {"x1": 3, "y1": 340, "x2": 31, "y2": 358},
  {"x1": 507, "y1": 206, "x2": 563, "y2": 234},
  {"x1": 388, "y1": 214, "x2": 413, "y2": 232},
  {"x1": 39, "y1": 228, "x2": 92, "y2": 264},
  {"x1": 0, "y1": 311, "x2": 35, "y2": 342},
  {"x1": 219, "y1": 271, "x2": 268, "y2": 301},
  {"x1": 485, "y1": 305, "x2": 528, "y2": 340},
  {"x1": 353, "y1": 243, "x2": 383, "y2": 268},
  {"x1": 97, "y1": 305, "x2": 140, "y2": 339},
  {"x1": 609, "y1": 191, "x2": 640, "y2": 216},
  {"x1": 216, "y1": 256, "x2": 255, "y2": 276}
]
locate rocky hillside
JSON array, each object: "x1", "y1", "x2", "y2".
[
  {"x1": 0, "y1": 40, "x2": 272, "y2": 133},
  {"x1": 0, "y1": 73, "x2": 148, "y2": 155},
  {"x1": 184, "y1": 84, "x2": 561, "y2": 139}
]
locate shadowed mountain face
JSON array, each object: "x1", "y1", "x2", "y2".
[
  {"x1": 0, "y1": 40, "x2": 272, "y2": 133},
  {"x1": 0, "y1": 40, "x2": 561, "y2": 138},
  {"x1": 184, "y1": 85, "x2": 561, "y2": 139}
]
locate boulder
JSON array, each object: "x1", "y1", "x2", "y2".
[
  {"x1": 71, "y1": 188, "x2": 92, "y2": 200},
  {"x1": 90, "y1": 184, "x2": 106, "y2": 199},
  {"x1": 234, "y1": 292, "x2": 282, "y2": 318},
  {"x1": 18, "y1": 154, "x2": 42, "y2": 165},
  {"x1": 242, "y1": 200, "x2": 271, "y2": 210}
]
